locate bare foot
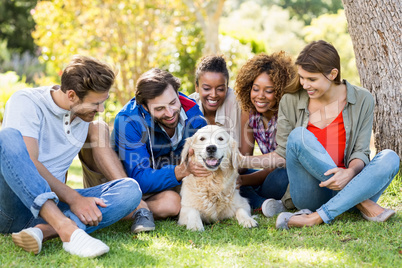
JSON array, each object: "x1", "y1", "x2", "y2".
[
  {"x1": 35, "y1": 224, "x2": 58, "y2": 242},
  {"x1": 288, "y1": 212, "x2": 323, "y2": 228},
  {"x1": 51, "y1": 218, "x2": 79, "y2": 242},
  {"x1": 356, "y1": 199, "x2": 384, "y2": 217}
]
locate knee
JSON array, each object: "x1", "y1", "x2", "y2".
[
  {"x1": 118, "y1": 178, "x2": 142, "y2": 208},
  {"x1": 156, "y1": 191, "x2": 181, "y2": 218},
  {"x1": 0, "y1": 128, "x2": 24, "y2": 152},
  {"x1": 287, "y1": 127, "x2": 304, "y2": 148},
  {"x1": 378, "y1": 149, "x2": 400, "y2": 176}
]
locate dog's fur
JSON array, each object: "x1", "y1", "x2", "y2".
[{"x1": 178, "y1": 125, "x2": 257, "y2": 231}]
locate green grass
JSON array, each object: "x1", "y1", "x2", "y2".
[{"x1": 1, "y1": 163, "x2": 401, "y2": 267}]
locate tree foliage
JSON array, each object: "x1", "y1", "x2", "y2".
[
  {"x1": 221, "y1": 1, "x2": 305, "y2": 56},
  {"x1": 303, "y1": 10, "x2": 359, "y2": 85},
  {"x1": 272, "y1": 0, "x2": 343, "y2": 24},
  {"x1": 0, "y1": 0, "x2": 37, "y2": 53},
  {"x1": 32, "y1": 0, "x2": 202, "y2": 105}
]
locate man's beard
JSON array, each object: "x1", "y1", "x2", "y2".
[
  {"x1": 154, "y1": 110, "x2": 180, "y2": 130},
  {"x1": 71, "y1": 104, "x2": 97, "y2": 122},
  {"x1": 76, "y1": 111, "x2": 97, "y2": 122}
]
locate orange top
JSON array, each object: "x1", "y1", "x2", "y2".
[{"x1": 307, "y1": 111, "x2": 346, "y2": 168}]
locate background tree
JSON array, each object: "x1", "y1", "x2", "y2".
[
  {"x1": 303, "y1": 10, "x2": 359, "y2": 86},
  {"x1": 272, "y1": 0, "x2": 343, "y2": 24},
  {"x1": 32, "y1": 0, "x2": 200, "y2": 106},
  {"x1": 221, "y1": 1, "x2": 305, "y2": 55},
  {"x1": 183, "y1": 0, "x2": 226, "y2": 55},
  {"x1": 342, "y1": 0, "x2": 402, "y2": 157},
  {"x1": 228, "y1": 0, "x2": 343, "y2": 25},
  {"x1": 0, "y1": 0, "x2": 37, "y2": 53}
]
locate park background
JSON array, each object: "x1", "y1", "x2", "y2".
[{"x1": 0, "y1": 0, "x2": 401, "y2": 267}]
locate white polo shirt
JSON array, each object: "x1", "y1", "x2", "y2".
[{"x1": 2, "y1": 86, "x2": 89, "y2": 183}]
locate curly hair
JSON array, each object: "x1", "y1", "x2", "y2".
[
  {"x1": 234, "y1": 51, "x2": 296, "y2": 112},
  {"x1": 195, "y1": 54, "x2": 229, "y2": 86}
]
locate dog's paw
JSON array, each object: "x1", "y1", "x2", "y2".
[
  {"x1": 186, "y1": 221, "x2": 205, "y2": 232},
  {"x1": 236, "y1": 208, "x2": 258, "y2": 228},
  {"x1": 239, "y1": 217, "x2": 258, "y2": 228}
]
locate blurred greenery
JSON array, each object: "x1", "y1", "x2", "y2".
[
  {"x1": 0, "y1": 0, "x2": 37, "y2": 53},
  {"x1": 0, "y1": 71, "x2": 30, "y2": 122},
  {"x1": 0, "y1": 0, "x2": 361, "y2": 124},
  {"x1": 303, "y1": 10, "x2": 360, "y2": 86}
]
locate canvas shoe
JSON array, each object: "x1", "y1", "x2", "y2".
[
  {"x1": 12, "y1": 227, "x2": 43, "y2": 254},
  {"x1": 131, "y1": 208, "x2": 155, "y2": 233},
  {"x1": 261, "y1": 198, "x2": 286, "y2": 218}
]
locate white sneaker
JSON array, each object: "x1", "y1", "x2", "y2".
[
  {"x1": 63, "y1": 229, "x2": 109, "y2": 258},
  {"x1": 262, "y1": 199, "x2": 286, "y2": 218},
  {"x1": 12, "y1": 227, "x2": 43, "y2": 254}
]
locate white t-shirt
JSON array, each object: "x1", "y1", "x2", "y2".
[
  {"x1": 189, "y1": 87, "x2": 241, "y2": 144},
  {"x1": 2, "y1": 86, "x2": 89, "y2": 183}
]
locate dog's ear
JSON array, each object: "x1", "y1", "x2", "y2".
[
  {"x1": 180, "y1": 136, "x2": 193, "y2": 165},
  {"x1": 229, "y1": 137, "x2": 242, "y2": 170}
]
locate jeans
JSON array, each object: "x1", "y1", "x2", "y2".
[
  {"x1": 0, "y1": 128, "x2": 142, "y2": 234},
  {"x1": 286, "y1": 127, "x2": 400, "y2": 224},
  {"x1": 240, "y1": 168, "x2": 289, "y2": 209}
]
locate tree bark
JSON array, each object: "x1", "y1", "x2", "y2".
[{"x1": 342, "y1": 0, "x2": 402, "y2": 158}]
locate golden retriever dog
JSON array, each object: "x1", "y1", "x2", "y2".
[{"x1": 178, "y1": 125, "x2": 258, "y2": 231}]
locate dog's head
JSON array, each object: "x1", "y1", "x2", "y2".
[{"x1": 181, "y1": 125, "x2": 241, "y2": 172}]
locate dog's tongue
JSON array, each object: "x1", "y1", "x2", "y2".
[{"x1": 206, "y1": 158, "x2": 218, "y2": 166}]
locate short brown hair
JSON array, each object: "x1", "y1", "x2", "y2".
[
  {"x1": 135, "y1": 68, "x2": 181, "y2": 106},
  {"x1": 234, "y1": 51, "x2": 296, "y2": 112},
  {"x1": 60, "y1": 55, "x2": 115, "y2": 100}
]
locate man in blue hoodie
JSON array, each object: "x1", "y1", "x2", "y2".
[{"x1": 113, "y1": 68, "x2": 209, "y2": 233}]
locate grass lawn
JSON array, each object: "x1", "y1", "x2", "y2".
[{"x1": 1, "y1": 159, "x2": 401, "y2": 267}]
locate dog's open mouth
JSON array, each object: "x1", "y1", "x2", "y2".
[{"x1": 203, "y1": 156, "x2": 223, "y2": 169}]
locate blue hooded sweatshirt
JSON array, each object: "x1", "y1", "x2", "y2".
[{"x1": 113, "y1": 92, "x2": 207, "y2": 194}]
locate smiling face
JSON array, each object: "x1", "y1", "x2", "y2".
[
  {"x1": 145, "y1": 84, "x2": 181, "y2": 132},
  {"x1": 195, "y1": 72, "x2": 228, "y2": 116},
  {"x1": 250, "y1": 72, "x2": 277, "y2": 117},
  {"x1": 298, "y1": 66, "x2": 336, "y2": 99},
  {"x1": 70, "y1": 90, "x2": 109, "y2": 122}
]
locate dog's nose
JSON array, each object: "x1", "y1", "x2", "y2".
[{"x1": 206, "y1": 145, "x2": 217, "y2": 154}]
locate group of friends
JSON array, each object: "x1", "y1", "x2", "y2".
[{"x1": 0, "y1": 40, "x2": 400, "y2": 258}]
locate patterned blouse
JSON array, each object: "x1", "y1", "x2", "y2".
[{"x1": 248, "y1": 112, "x2": 278, "y2": 154}]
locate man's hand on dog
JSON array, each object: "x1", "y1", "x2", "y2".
[{"x1": 175, "y1": 148, "x2": 211, "y2": 180}]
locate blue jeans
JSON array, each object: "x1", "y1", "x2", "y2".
[
  {"x1": 240, "y1": 168, "x2": 289, "y2": 209},
  {"x1": 0, "y1": 128, "x2": 142, "y2": 234},
  {"x1": 286, "y1": 127, "x2": 400, "y2": 224}
]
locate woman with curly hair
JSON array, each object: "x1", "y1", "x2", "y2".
[
  {"x1": 189, "y1": 55, "x2": 241, "y2": 143},
  {"x1": 270, "y1": 40, "x2": 399, "y2": 229},
  {"x1": 235, "y1": 51, "x2": 296, "y2": 217},
  {"x1": 243, "y1": 40, "x2": 399, "y2": 229}
]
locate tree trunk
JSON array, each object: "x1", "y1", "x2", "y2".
[
  {"x1": 184, "y1": 0, "x2": 226, "y2": 55},
  {"x1": 342, "y1": 0, "x2": 402, "y2": 158}
]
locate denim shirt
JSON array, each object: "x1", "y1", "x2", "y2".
[{"x1": 275, "y1": 80, "x2": 374, "y2": 167}]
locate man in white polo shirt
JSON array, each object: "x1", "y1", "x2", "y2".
[{"x1": 0, "y1": 55, "x2": 141, "y2": 258}]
